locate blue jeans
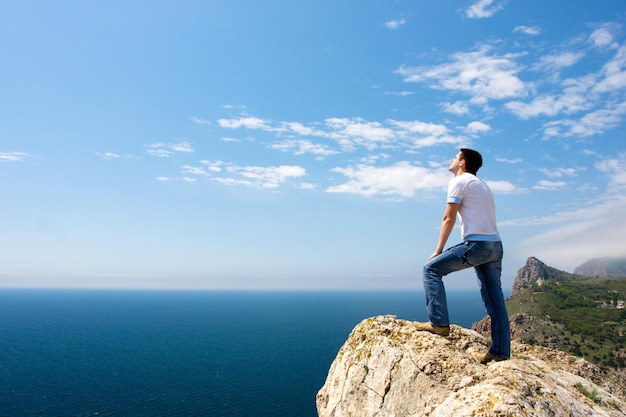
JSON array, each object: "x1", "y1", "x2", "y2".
[{"x1": 423, "y1": 240, "x2": 510, "y2": 358}]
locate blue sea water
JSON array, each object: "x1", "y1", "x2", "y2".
[{"x1": 0, "y1": 290, "x2": 489, "y2": 416}]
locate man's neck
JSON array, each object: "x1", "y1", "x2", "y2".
[{"x1": 454, "y1": 168, "x2": 468, "y2": 177}]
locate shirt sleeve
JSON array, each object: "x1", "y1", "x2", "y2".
[{"x1": 447, "y1": 176, "x2": 464, "y2": 204}]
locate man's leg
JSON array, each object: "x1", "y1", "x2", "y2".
[
  {"x1": 422, "y1": 242, "x2": 475, "y2": 327},
  {"x1": 474, "y1": 250, "x2": 510, "y2": 359}
]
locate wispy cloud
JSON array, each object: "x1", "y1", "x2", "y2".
[
  {"x1": 326, "y1": 162, "x2": 450, "y2": 198},
  {"x1": 384, "y1": 19, "x2": 406, "y2": 30},
  {"x1": 538, "y1": 167, "x2": 577, "y2": 178},
  {"x1": 218, "y1": 115, "x2": 467, "y2": 153},
  {"x1": 486, "y1": 180, "x2": 517, "y2": 193},
  {"x1": 394, "y1": 27, "x2": 626, "y2": 144},
  {"x1": 465, "y1": 121, "x2": 491, "y2": 135},
  {"x1": 595, "y1": 152, "x2": 626, "y2": 191},
  {"x1": 145, "y1": 141, "x2": 195, "y2": 157},
  {"x1": 511, "y1": 195, "x2": 626, "y2": 271},
  {"x1": 513, "y1": 25, "x2": 541, "y2": 36},
  {"x1": 535, "y1": 51, "x2": 585, "y2": 73},
  {"x1": 95, "y1": 152, "x2": 122, "y2": 160},
  {"x1": 0, "y1": 151, "x2": 31, "y2": 162},
  {"x1": 189, "y1": 116, "x2": 211, "y2": 125},
  {"x1": 156, "y1": 176, "x2": 197, "y2": 183},
  {"x1": 533, "y1": 180, "x2": 567, "y2": 190},
  {"x1": 217, "y1": 116, "x2": 274, "y2": 130},
  {"x1": 465, "y1": 0, "x2": 506, "y2": 19},
  {"x1": 505, "y1": 93, "x2": 591, "y2": 119},
  {"x1": 182, "y1": 161, "x2": 307, "y2": 189},
  {"x1": 396, "y1": 45, "x2": 527, "y2": 103},
  {"x1": 589, "y1": 24, "x2": 620, "y2": 49},
  {"x1": 442, "y1": 101, "x2": 470, "y2": 115},
  {"x1": 541, "y1": 101, "x2": 626, "y2": 139},
  {"x1": 496, "y1": 157, "x2": 522, "y2": 164},
  {"x1": 269, "y1": 139, "x2": 339, "y2": 157}
]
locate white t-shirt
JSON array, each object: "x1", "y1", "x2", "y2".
[{"x1": 447, "y1": 172, "x2": 500, "y2": 241}]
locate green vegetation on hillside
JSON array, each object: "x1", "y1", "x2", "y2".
[
  {"x1": 607, "y1": 258, "x2": 626, "y2": 277},
  {"x1": 507, "y1": 276, "x2": 626, "y2": 368}
]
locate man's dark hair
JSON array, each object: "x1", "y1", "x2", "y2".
[{"x1": 460, "y1": 148, "x2": 483, "y2": 174}]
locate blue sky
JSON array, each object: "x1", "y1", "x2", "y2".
[{"x1": 2, "y1": 0, "x2": 626, "y2": 291}]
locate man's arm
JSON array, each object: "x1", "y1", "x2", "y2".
[{"x1": 428, "y1": 202, "x2": 459, "y2": 260}]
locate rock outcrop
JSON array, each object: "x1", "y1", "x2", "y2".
[
  {"x1": 317, "y1": 315, "x2": 625, "y2": 417},
  {"x1": 511, "y1": 256, "x2": 549, "y2": 295}
]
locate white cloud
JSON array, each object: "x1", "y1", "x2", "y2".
[
  {"x1": 385, "y1": 19, "x2": 406, "y2": 30},
  {"x1": 512, "y1": 196, "x2": 626, "y2": 271},
  {"x1": 506, "y1": 93, "x2": 591, "y2": 119},
  {"x1": 496, "y1": 157, "x2": 522, "y2": 164},
  {"x1": 536, "y1": 51, "x2": 585, "y2": 72},
  {"x1": 182, "y1": 161, "x2": 307, "y2": 189},
  {"x1": 513, "y1": 25, "x2": 541, "y2": 36},
  {"x1": 486, "y1": 180, "x2": 516, "y2": 193},
  {"x1": 538, "y1": 167, "x2": 576, "y2": 178},
  {"x1": 384, "y1": 91, "x2": 415, "y2": 97},
  {"x1": 221, "y1": 165, "x2": 306, "y2": 188},
  {"x1": 533, "y1": 180, "x2": 567, "y2": 190},
  {"x1": 465, "y1": 121, "x2": 491, "y2": 134},
  {"x1": 170, "y1": 141, "x2": 194, "y2": 153},
  {"x1": 388, "y1": 120, "x2": 449, "y2": 136},
  {"x1": 465, "y1": 0, "x2": 506, "y2": 19},
  {"x1": 593, "y1": 45, "x2": 626, "y2": 93},
  {"x1": 542, "y1": 101, "x2": 626, "y2": 138},
  {"x1": 396, "y1": 45, "x2": 527, "y2": 103},
  {"x1": 189, "y1": 116, "x2": 211, "y2": 125},
  {"x1": 325, "y1": 117, "x2": 396, "y2": 150},
  {"x1": 0, "y1": 151, "x2": 30, "y2": 162},
  {"x1": 219, "y1": 114, "x2": 464, "y2": 152},
  {"x1": 95, "y1": 152, "x2": 122, "y2": 160},
  {"x1": 589, "y1": 25, "x2": 619, "y2": 49},
  {"x1": 218, "y1": 116, "x2": 274, "y2": 130},
  {"x1": 595, "y1": 153, "x2": 626, "y2": 191},
  {"x1": 326, "y1": 162, "x2": 449, "y2": 198},
  {"x1": 269, "y1": 139, "x2": 339, "y2": 156},
  {"x1": 442, "y1": 101, "x2": 470, "y2": 115},
  {"x1": 145, "y1": 141, "x2": 195, "y2": 157},
  {"x1": 156, "y1": 176, "x2": 197, "y2": 183}
]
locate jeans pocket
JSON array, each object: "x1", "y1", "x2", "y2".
[{"x1": 460, "y1": 242, "x2": 494, "y2": 266}]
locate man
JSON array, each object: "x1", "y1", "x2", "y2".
[{"x1": 414, "y1": 148, "x2": 511, "y2": 364}]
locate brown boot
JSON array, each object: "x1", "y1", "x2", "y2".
[
  {"x1": 474, "y1": 352, "x2": 507, "y2": 364},
  {"x1": 413, "y1": 321, "x2": 450, "y2": 336}
]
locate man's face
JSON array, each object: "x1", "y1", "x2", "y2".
[{"x1": 449, "y1": 152, "x2": 463, "y2": 173}]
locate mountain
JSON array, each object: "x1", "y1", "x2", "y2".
[
  {"x1": 317, "y1": 316, "x2": 625, "y2": 417},
  {"x1": 574, "y1": 257, "x2": 626, "y2": 278},
  {"x1": 510, "y1": 256, "x2": 587, "y2": 295}
]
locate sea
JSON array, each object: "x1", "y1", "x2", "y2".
[{"x1": 0, "y1": 289, "x2": 490, "y2": 417}]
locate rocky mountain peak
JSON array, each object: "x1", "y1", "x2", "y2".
[
  {"x1": 511, "y1": 256, "x2": 549, "y2": 295},
  {"x1": 317, "y1": 315, "x2": 625, "y2": 417}
]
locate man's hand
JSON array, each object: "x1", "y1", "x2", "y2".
[{"x1": 428, "y1": 251, "x2": 442, "y2": 261}]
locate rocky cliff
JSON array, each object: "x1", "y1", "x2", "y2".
[
  {"x1": 511, "y1": 256, "x2": 549, "y2": 295},
  {"x1": 317, "y1": 315, "x2": 625, "y2": 417}
]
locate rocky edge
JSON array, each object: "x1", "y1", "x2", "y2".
[{"x1": 316, "y1": 315, "x2": 625, "y2": 417}]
